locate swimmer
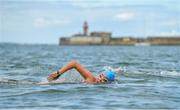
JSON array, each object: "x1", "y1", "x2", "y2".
[{"x1": 47, "y1": 60, "x2": 115, "y2": 83}]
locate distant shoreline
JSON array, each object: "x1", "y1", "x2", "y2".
[
  {"x1": 1, "y1": 42, "x2": 180, "y2": 46},
  {"x1": 60, "y1": 36, "x2": 180, "y2": 46}
]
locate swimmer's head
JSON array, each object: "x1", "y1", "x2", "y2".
[
  {"x1": 105, "y1": 70, "x2": 115, "y2": 81},
  {"x1": 97, "y1": 70, "x2": 115, "y2": 83}
]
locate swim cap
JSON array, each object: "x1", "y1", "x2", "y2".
[{"x1": 105, "y1": 70, "x2": 115, "y2": 81}]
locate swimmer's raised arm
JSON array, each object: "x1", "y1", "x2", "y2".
[{"x1": 47, "y1": 60, "x2": 96, "y2": 82}]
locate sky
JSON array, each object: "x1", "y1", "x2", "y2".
[{"x1": 0, "y1": 0, "x2": 180, "y2": 44}]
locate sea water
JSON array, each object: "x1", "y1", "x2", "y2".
[{"x1": 0, "y1": 43, "x2": 180, "y2": 109}]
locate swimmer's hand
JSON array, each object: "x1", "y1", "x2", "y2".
[{"x1": 47, "y1": 71, "x2": 61, "y2": 82}]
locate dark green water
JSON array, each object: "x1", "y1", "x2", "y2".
[{"x1": 0, "y1": 43, "x2": 180, "y2": 109}]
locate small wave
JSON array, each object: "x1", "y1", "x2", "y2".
[
  {"x1": 1, "y1": 89, "x2": 67, "y2": 98},
  {"x1": 0, "y1": 78, "x2": 36, "y2": 85},
  {"x1": 127, "y1": 70, "x2": 180, "y2": 79},
  {"x1": 154, "y1": 70, "x2": 180, "y2": 77},
  {"x1": 38, "y1": 80, "x2": 78, "y2": 85}
]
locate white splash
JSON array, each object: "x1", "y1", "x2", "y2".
[{"x1": 103, "y1": 66, "x2": 127, "y2": 74}]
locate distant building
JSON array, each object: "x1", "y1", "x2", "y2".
[
  {"x1": 60, "y1": 21, "x2": 112, "y2": 45},
  {"x1": 83, "y1": 21, "x2": 88, "y2": 36}
]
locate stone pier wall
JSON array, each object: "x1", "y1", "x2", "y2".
[{"x1": 59, "y1": 36, "x2": 180, "y2": 45}]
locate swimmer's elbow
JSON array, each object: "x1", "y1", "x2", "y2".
[{"x1": 70, "y1": 60, "x2": 78, "y2": 65}]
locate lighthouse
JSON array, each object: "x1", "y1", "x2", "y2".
[{"x1": 83, "y1": 21, "x2": 88, "y2": 36}]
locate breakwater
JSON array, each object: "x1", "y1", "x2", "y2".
[{"x1": 60, "y1": 35, "x2": 180, "y2": 45}]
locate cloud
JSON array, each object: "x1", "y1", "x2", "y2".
[
  {"x1": 70, "y1": 0, "x2": 118, "y2": 8},
  {"x1": 33, "y1": 17, "x2": 70, "y2": 28},
  {"x1": 33, "y1": 17, "x2": 47, "y2": 28},
  {"x1": 161, "y1": 21, "x2": 179, "y2": 27},
  {"x1": 114, "y1": 12, "x2": 136, "y2": 21},
  {"x1": 158, "y1": 30, "x2": 180, "y2": 36},
  {"x1": 69, "y1": 0, "x2": 152, "y2": 8}
]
